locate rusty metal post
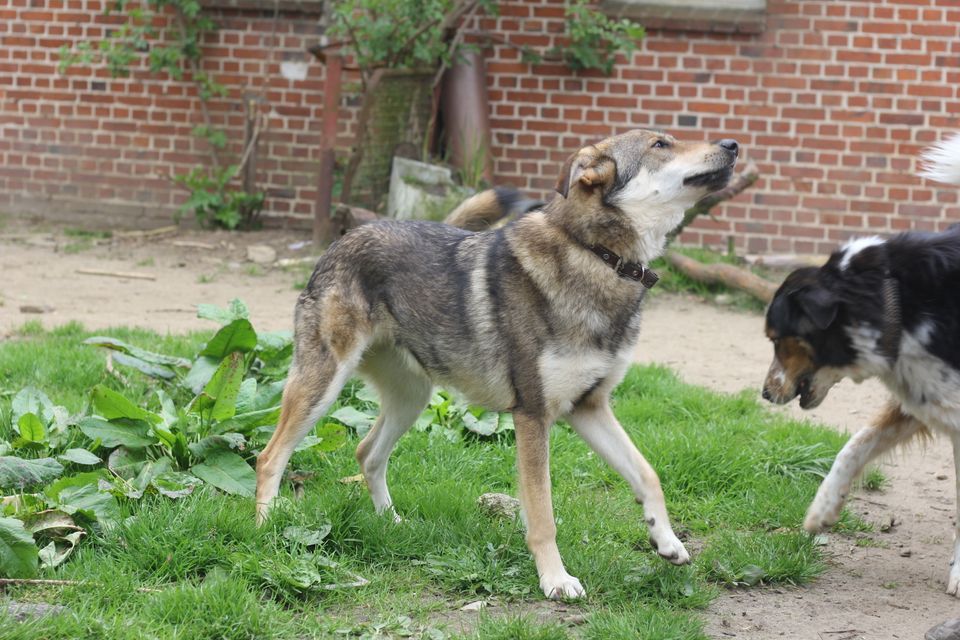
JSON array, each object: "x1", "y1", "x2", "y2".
[{"x1": 314, "y1": 54, "x2": 343, "y2": 249}]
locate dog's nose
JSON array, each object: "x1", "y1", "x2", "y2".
[
  {"x1": 761, "y1": 388, "x2": 772, "y2": 402},
  {"x1": 719, "y1": 139, "x2": 739, "y2": 156}
]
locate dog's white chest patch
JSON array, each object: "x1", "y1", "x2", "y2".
[
  {"x1": 538, "y1": 347, "x2": 617, "y2": 415},
  {"x1": 887, "y1": 324, "x2": 960, "y2": 431}
]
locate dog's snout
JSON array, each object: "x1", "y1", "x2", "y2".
[
  {"x1": 761, "y1": 387, "x2": 772, "y2": 402},
  {"x1": 718, "y1": 139, "x2": 739, "y2": 156}
]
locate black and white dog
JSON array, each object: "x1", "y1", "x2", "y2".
[{"x1": 762, "y1": 133, "x2": 960, "y2": 597}]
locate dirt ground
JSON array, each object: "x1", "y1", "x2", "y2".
[{"x1": 1, "y1": 225, "x2": 957, "y2": 639}]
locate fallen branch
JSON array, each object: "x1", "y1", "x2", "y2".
[
  {"x1": 75, "y1": 269, "x2": 156, "y2": 282},
  {"x1": 0, "y1": 578, "x2": 160, "y2": 593},
  {"x1": 665, "y1": 251, "x2": 779, "y2": 304}
]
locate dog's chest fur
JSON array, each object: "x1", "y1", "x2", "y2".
[{"x1": 882, "y1": 325, "x2": 960, "y2": 431}]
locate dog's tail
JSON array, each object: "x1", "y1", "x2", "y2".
[
  {"x1": 919, "y1": 133, "x2": 960, "y2": 186},
  {"x1": 444, "y1": 186, "x2": 543, "y2": 231}
]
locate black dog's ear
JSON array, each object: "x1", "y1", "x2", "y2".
[
  {"x1": 555, "y1": 152, "x2": 578, "y2": 198},
  {"x1": 793, "y1": 286, "x2": 839, "y2": 330}
]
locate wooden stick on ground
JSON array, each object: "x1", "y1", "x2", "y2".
[
  {"x1": 75, "y1": 269, "x2": 156, "y2": 281},
  {"x1": 664, "y1": 251, "x2": 779, "y2": 304},
  {"x1": 0, "y1": 578, "x2": 161, "y2": 593}
]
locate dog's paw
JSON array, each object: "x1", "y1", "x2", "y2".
[
  {"x1": 803, "y1": 497, "x2": 843, "y2": 534},
  {"x1": 649, "y1": 532, "x2": 690, "y2": 565},
  {"x1": 947, "y1": 563, "x2": 960, "y2": 597},
  {"x1": 540, "y1": 572, "x2": 586, "y2": 600}
]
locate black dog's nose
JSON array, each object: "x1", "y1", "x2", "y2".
[
  {"x1": 719, "y1": 139, "x2": 739, "y2": 156},
  {"x1": 761, "y1": 388, "x2": 772, "y2": 402}
]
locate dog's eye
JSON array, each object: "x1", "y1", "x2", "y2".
[{"x1": 651, "y1": 140, "x2": 669, "y2": 149}]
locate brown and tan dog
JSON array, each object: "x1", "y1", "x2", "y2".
[{"x1": 256, "y1": 129, "x2": 738, "y2": 599}]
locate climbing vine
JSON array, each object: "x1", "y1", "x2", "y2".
[{"x1": 59, "y1": 0, "x2": 265, "y2": 230}]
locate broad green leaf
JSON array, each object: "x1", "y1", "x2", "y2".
[
  {"x1": 44, "y1": 471, "x2": 102, "y2": 502},
  {"x1": 254, "y1": 380, "x2": 286, "y2": 410},
  {"x1": 157, "y1": 389, "x2": 178, "y2": 427},
  {"x1": 110, "y1": 352, "x2": 176, "y2": 379},
  {"x1": 283, "y1": 524, "x2": 331, "y2": 547},
  {"x1": 151, "y1": 471, "x2": 200, "y2": 499},
  {"x1": 197, "y1": 299, "x2": 249, "y2": 324},
  {"x1": 193, "y1": 352, "x2": 245, "y2": 422},
  {"x1": 256, "y1": 331, "x2": 292, "y2": 352},
  {"x1": 132, "y1": 458, "x2": 174, "y2": 493},
  {"x1": 22, "y1": 510, "x2": 83, "y2": 537},
  {"x1": 38, "y1": 530, "x2": 84, "y2": 569},
  {"x1": 56, "y1": 483, "x2": 120, "y2": 524},
  {"x1": 91, "y1": 385, "x2": 160, "y2": 424},
  {"x1": 78, "y1": 417, "x2": 155, "y2": 449},
  {"x1": 107, "y1": 447, "x2": 146, "y2": 479},
  {"x1": 16, "y1": 413, "x2": 47, "y2": 445},
  {"x1": 183, "y1": 356, "x2": 220, "y2": 394},
  {"x1": 354, "y1": 384, "x2": 380, "y2": 405},
  {"x1": 200, "y1": 319, "x2": 257, "y2": 359},
  {"x1": 12, "y1": 388, "x2": 54, "y2": 426},
  {"x1": 462, "y1": 411, "x2": 498, "y2": 436},
  {"x1": 213, "y1": 406, "x2": 280, "y2": 435},
  {"x1": 313, "y1": 423, "x2": 347, "y2": 453},
  {"x1": 330, "y1": 406, "x2": 376, "y2": 436},
  {"x1": 190, "y1": 450, "x2": 255, "y2": 497},
  {"x1": 0, "y1": 516, "x2": 39, "y2": 578},
  {"x1": 0, "y1": 456, "x2": 63, "y2": 490},
  {"x1": 58, "y1": 448, "x2": 101, "y2": 466},
  {"x1": 188, "y1": 433, "x2": 246, "y2": 460},
  {"x1": 235, "y1": 378, "x2": 258, "y2": 414},
  {"x1": 83, "y1": 336, "x2": 191, "y2": 369}
]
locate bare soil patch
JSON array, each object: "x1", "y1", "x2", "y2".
[{"x1": 1, "y1": 226, "x2": 956, "y2": 638}]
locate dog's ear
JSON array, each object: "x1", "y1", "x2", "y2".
[
  {"x1": 554, "y1": 147, "x2": 614, "y2": 198},
  {"x1": 793, "y1": 286, "x2": 839, "y2": 330}
]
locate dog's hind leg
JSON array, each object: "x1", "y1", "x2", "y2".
[
  {"x1": 514, "y1": 411, "x2": 586, "y2": 600},
  {"x1": 804, "y1": 402, "x2": 924, "y2": 533},
  {"x1": 566, "y1": 395, "x2": 690, "y2": 566},
  {"x1": 356, "y1": 347, "x2": 433, "y2": 519},
  {"x1": 947, "y1": 430, "x2": 960, "y2": 597},
  {"x1": 255, "y1": 345, "x2": 363, "y2": 525}
]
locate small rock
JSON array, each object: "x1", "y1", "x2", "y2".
[
  {"x1": 477, "y1": 493, "x2": 520, "y2": 520},
  {"x1": 714, "y1": 294, "x2": 733, "y2": 306},
  {"x1": 19, "y1": 304, "x2": 53, "y2": 314},
  {"x1": 562, "y1": 614, "x2": 588, "y2": 626},
  {"x1": 460, "y1": 600, "x2": 487, "y2": 612},
  {"x1": 926, "y1": 618, "x2": 960, "y2": 640},
  {"x1": 4, "y1": 601, "x2": 68, "y2": 622},
  {"x1": 899, "y1": 549, "x2": 912, "y2": 558},
  {"x1": 246, "y1": 244, "x2": 277, "y2": 265},
  {"x1": 937, "y1": 474, "x2": 948, "y2": 480}
]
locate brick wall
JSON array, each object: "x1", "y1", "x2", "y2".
[
  {"x1": 481, "y1": 0, "x2": 960, "y2": 254},
  {"x1": 0, "y1": 0, "x2": 348, "y2": 225},
  {"x1": 1, "y1": 0, "x2": 959, "y2": 253}
]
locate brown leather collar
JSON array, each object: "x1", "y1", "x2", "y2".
[{"x1": 588, "y1": 243, "x2": 659, "y2": 288}]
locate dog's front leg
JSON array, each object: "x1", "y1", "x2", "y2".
[
  {"x1": 948, "y1": 431, "x2": 960, "y2": 597},
  {"x1": 514, "y1": 411, "x2": 585, "y2": 600},
  {"x1": 805, "y1": 403, "x2": 922, "y2": 533},
  {"x1": 566, "y1": 398, "x2": 690, "y2": 565}
]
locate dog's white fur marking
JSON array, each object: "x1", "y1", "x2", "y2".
[
  {"x1": 920, "y1": 133, "x2": 960, "y2": 186},
  {"x1": 539, "y1": 347, "x2": 615, "y2": 416},
  {"x1": 889, "y1": 328, "x2": 960, "y2": 432},
  {"x1": 838, "y1": 236, "x2": 886, "y2": 271},
  {"x1": 612, "y1": 156, "x2": 707, "y2": 263}
]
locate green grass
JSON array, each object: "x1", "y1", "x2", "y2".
[{"x1": 0, "y1": 325, "x2": 860, "y2": 639}]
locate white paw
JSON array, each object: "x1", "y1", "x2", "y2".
[
  {"x1": 649, "y1": 531, "x2": 690, "y2": 565},
  {"x1": 540, "y1": 572, "x2": 585, "y2": 600},
  {"x1": 803, "y1": 493, "x2": 844, "y2": 533},
  {"x1": 947, "y1": 564, "x2": 960, "y2": 597}
]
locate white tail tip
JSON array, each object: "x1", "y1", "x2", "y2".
[{"x1": 919, "y1": 133, "x2": 960, "y2": 186}]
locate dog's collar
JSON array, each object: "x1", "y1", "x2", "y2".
[
  {"x1": 588, "y1": 243, "x2": 659, "y2": 288},
  {"x1": 879, "y1": 273, "x2": 902, "y2": 364}
]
